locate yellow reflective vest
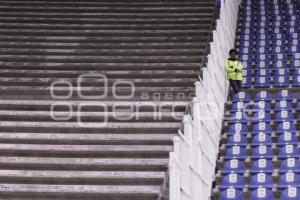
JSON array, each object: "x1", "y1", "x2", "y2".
[{"x1": 225, "y1": 59, "x2": 243, "y2": 81}]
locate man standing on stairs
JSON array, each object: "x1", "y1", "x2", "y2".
[{"x1": 225, "y1": 49, "x2": 243, "y2": 95}]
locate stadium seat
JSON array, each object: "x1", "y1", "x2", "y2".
[
  {"x1": 248, "y1": 173, "x2": 273, "y2": 190},
  {"x1": 233, "y1": 92, "x2": 251, "y2": 103},
  {"x1": 274, "y1": 110, "x2": 294, "y2": 123},
  {"x1": 220, "y1": 173, "x2": 245, "y2": 190},
  {"x1": 253, "y1": 101, "x2": 271, "y2": 112},
  {"x1": 276, "y1": 122, "x2": 297, "y2": 134},
  {"x1": 275, "y1": 90, "x2": 293, "y2": 101},
  {"x1": 280, "y1": 187, "x2": 300, "y2": 200},
  {"x1": 278, "y1": 132, "x2": 298, "y2": 147},
  {"x1": 251, "y1": 133, "x2": 272, "y2": 147},
  {"x1": 226, "y1": 134, "x2": 247, "y2": 147},
  {"x1": 249, "y1": 188, "x2": 274, "y2": 200},
  {"x1": 254, "y1": 91, "x2": 272, "y2": 102},
  {"x1": 219, "y1": 188, "x2": 244, "y2": 200},
  {"x1": 251, "y1": 145, "x2": 273, "y2": 160},
  {"x1": 252, "y1": 111, "x2": 271, "y2": 124},
  {"x1": 222, "y1": 159, "x2": 246, "y2": 175},
  {"x1": 231, "y1": 102, "x2": 247, "y2": 113},
  {"x1": 273, "y1": 76, "x2": 289, "y2": 88},
  {"x1": 274, "y1": 100, "x2": 293, "y2": 111},
  {"x1": 278, "y1": 172, "x2": 300, "y2": 190},
  {"x1": 253, "y1": 122, "x2": 272, "y2": 135},
  {"x1": 278, "y1": 145, "x2": 300, "y2": 159},
  {"x1": 250, "y1": 159, "x2": 273, "y2": 174},
  {"x1": 225, "y1": 146, "x2": 247, "y2": 160},
  {"x1": 228, "y1": 123, "x2": 248, "y2": 136},
  {"x1": 279, "y1": 158, "x2": 300, "y2": 174},
  {"x1": 228, "y1": 111, "x2": 247, "y2": 124},
  {"x1": 255, "y1": 76, "x2": 271, "y2": 88}
]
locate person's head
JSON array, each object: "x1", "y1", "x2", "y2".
[{"x1": 229, "y1": 49, "x2": 238, "y2": 60}]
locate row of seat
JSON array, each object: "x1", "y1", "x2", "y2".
[
  {"x1": 220, "y1": 187, "x2": 300, "y2": 200},
  {"x1": 232, "y1": 90, "x2": 296, "y2": 102},
  {"x1": 221, "y1": 172, "x2": 300, "y2": 190},
  {"x1": 226, "y1": 132, "x2": 298, "y2": 147},
  {"x1": 216, "y1": 0, "x2": 300, "y2": 199},
  {"x1": 222, "y1": 158, "x2": 300, "y2": 175}
]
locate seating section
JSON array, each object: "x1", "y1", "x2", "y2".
[
  {"x1": 238, "y1": 0, "x2": 300, "y2": 89},
  {"x1": 212, "y1": 0, "x2": 300, "y2": 199}
]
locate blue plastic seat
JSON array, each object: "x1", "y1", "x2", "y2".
[
  {"x1": 257, "y1": 68, "x2": 270, "y2": 77},
  {"x1": 276, "y1": 122, "x2": 297, "y2": 134},
  {"x1": 253, "y1": 122, "x2": 272, "y2": 135},
  {"x1": 228, "y1": 123, "x2": 248, "y2": 136},
  {"x1": 275, "y1": 90, "x2": 293, "y2": 101},
  {"x1": 226, "y1": 134, "x2": 247, "y2": 147},
  {"x1": 275, "y1": 68, "x2": 289, "y2": 76},
  {"x1": 225, "y1": 146, "x2": 247, "y2": 160},
  {"x1": 249, "y1": 188, "x2": 274, "y2": 200},
  {"x1": 254, "y1": 91, "x2": 272, "y2": 102},
  {"x1": 296, "y1": 102, "x2": 300, "y2": 112},
  {"x1": 242, "y1": 77, "x2": 252, "y2": 89},
  {"x1": 252, "y1": 133, "x2": 272, "y2": 147},
  {"x1": 222, "y1": 159, "x2": 246, "y2": 175},
  {"x1": 255, "y1": 61, "x2": 269, "y2": 71},
  {"x1": 274, "y1": 100, "x2": 293, "y2": 112},
  {"x1": 274, "y1": 111, "x2": 294, "y2": 123},
  {"x1": 220, "y1": 173, "x2": 245, "y2": 190},
  {"x1": 278, "y1": 172, "x2": 300, "y2": 190},
  {"x1": 249, "y1": 173, "x2": 273, "y2": 190},
  {"x1": 253, "y1": 101, "x2": 271, "y2": 112},
  {"x1": 273, "y1": 52, "x2": 287, "y2": 62},
  {"x1": 251, "y1": 145, "x2": 273, "y2": 160},
  {"x1": 278, "y1": 132, "x2": 298, "y2": 147},
  {"x1": 279, "y1": 145, "x2": 300, "y2": 159},
  {"x1": 252, "y1": 111, "x2": 271, "y2": 124},
  {"x1": 255, "y1": 76, "x2": 271, "y2": 88},
  {"x1": 231, "y1": 102, "x2": 247, "y2": 113},
  {"x1": 228, "y1": 111, "x2": 247, "y2": 124},
  {"x1": 280, "y1": 187, "x2": 300, "y2": 200},
  {"x1": 279, "y1": 158, "x2": 300, "y2": 174},
  {"x1": 273, "y1": 76, "x2": 289, "y2": 88},
  {"x1": 233, "y1": 92, "x2": 251, "y2": 103},
  {"x1": 219, "y1": 188, "x2": 243, "y2": 200},
  {"x1": 292, "y1": 75, "x2": 300, "y2": 87},
  {"x1": 273, "y1": 60, "x2": 287, "y2": 70},
  {"x1": 250, "y1": 159, "x2": 273, "y2": 174}
]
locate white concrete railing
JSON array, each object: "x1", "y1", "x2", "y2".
[{"x1": 169, "y1": 0, "x2": 241, "y2": 199}]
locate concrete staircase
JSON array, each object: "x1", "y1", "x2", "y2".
[{"x1": 0, "y1": 0, "x2": 216, "y2": 199}]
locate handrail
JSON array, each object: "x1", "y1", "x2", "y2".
[{"x1": 169, "y1": 1, "x2": 241, "y2": 200}]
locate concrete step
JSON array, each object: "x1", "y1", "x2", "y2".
[
  {"x1": 0, "y1": 69, "x2": 199, "y2": 78},
  {"x1": 0, "y1": 100, "x2": 189, "y2": 110},
  {"x1": 0, "y1": 156, "x2": 169, "y2": 171},
  {"x1": 0, "y1": 17, "x2": 212, "y2": 24},
  {"x1": 0, "y1": 184, "x2": 161, "y2": 200},
  {"x1": 0, "y1": 35, "x2": 209, "y2": 43},
  {"x1": 0, "y1": 121, "x2": 180, "y2": 134},
  {"x1": 0, "y1": 48, "x2": 204, "y2": 56},
  {"x1": 0, "y1": 41, "x2": 206, "y2": 49},
  {"x1": 0, "y1": 143, "x2": 173, "y2": 158},
  {"x1": 0, "y1": 63, "x2": 201, "y2": 71},
  {"x1": 0, "y1": 78, "x2": 197, "y2": 87},
  {"x1": 0, "y1": 110, "x2": 184, "y2": 123},
  {"x1": 0, "y1": 170, "x2": 165, "y2": 185},
  {"x1": 0, "y1": 55, "x2": 203, "y2": 62},
  {"x1": 0, "y1": 132, "x2": 176, "y2": 145}
]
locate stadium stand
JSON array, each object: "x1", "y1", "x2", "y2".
[
  {"x1": 213, "y1": 0, "x2": 300, "y2": 199},
  {"x1": 0, "y1": 0, "x2": 217, "y2": 199}
]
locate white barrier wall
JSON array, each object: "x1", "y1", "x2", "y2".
[{"x1": 169, "y1": 0, "x2": 241, "y2": 199}]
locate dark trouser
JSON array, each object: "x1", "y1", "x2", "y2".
[{"x1": 229, "y1": 79, "x2": 242, "y2": 94}]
